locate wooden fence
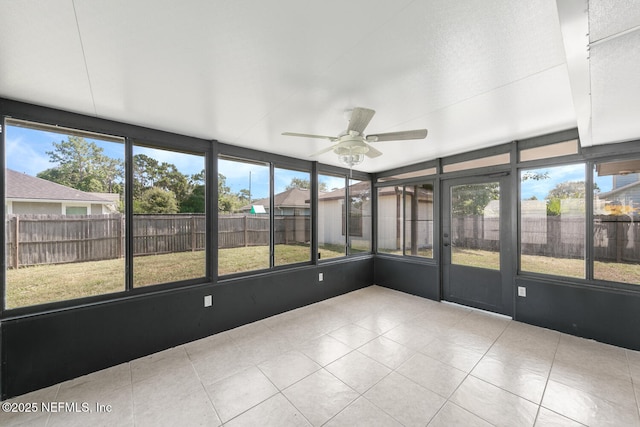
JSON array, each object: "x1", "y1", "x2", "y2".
[
  {"x1": 453, "y1": 215, "x2": 640, "y2": 262},
  {"x1": 217, "y1": 214, "x2": 310, "y2": 249},
  {"x1": 593, "y1": 215, "x2": 640, "y2": 263},
  {"x1": 5, "y1": 213, "x2": 310, "y2": 268},
  {"x1": 6, "y1": 213, "x2": 636, "y2": 268}
]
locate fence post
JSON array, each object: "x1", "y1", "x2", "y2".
[
  {"x1": 244, "y1": 215, "x2": 248, "y2": 247},
  {"x1": 191, "y1": 215, "x2": 197, "y2": 252},
  {"x1": 13, "y1": 215, "x2": 19, "y2": 269},
  {"x1": 118, "y1": 214, "x2": 124, "y2": 258},
  {"x1": 616, "y1": 217, "x2": 623, "y2": 262},
  {"x1": 284, "y1": 217, "x2": 289, "y2": 244}
]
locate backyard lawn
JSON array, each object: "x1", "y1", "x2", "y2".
[
  {"x1": 5, "y1": 246, "x2": 639, "y2": 309},
  {"x1": 453, "y1": 248, "x2": 640, "y2": 283},
  {"x1": 5, "y1": 244, "x2": 344, "y2": 308}
]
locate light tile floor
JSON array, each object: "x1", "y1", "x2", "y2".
[{"x1": 2, "y1": 285, "x2": 640, "y2": 426}]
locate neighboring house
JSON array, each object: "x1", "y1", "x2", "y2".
[
  {"x1": 595, "y1": 173, "x2": 640, "y2": 215},
  {"x1": 239, "y1": 187, "x2": 312, "y2": 245},
  {"x1": 376, "y1": 185, "x2": 433, "y2": 251},
  {"x1": 318, "y1": 181, "x2": 373, "y2": 250},
  {"x1": 241, "y1": 187, "x2": 310, "y2": 216},
  {"x1": 5, "y1": 169, "x2": 119, "y2": 215}
]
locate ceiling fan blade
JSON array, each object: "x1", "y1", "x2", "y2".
[
  {"x1": 282, "y1": 132, "x2": 337, "y2": 141},
  {"x1": 366, "y1": 129, "x2": 428, "y2": 142},
  {"x1": 309, "y1": 144, "x2": 339, "y2": 157},
  {"x1": 364, "y1": 143, "x2": 383, "y2": 158},
  {"x1": 347, "y1": 107, "x2": 376, "y2": 135}
]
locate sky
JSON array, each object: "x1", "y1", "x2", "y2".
[
  {"x1": 6, "y1": 123, "x2": 348, "y2": 201},
  {"x1": 520, "y1": 163, "x2": 613, "y2": 200},
  {"x1": 5, "y1": 124, "x2": 204, "y2": 181},
  {"x1": 5, "y1": 122, "x2": 613, "y2": 201},
  {"x1": 217, "y1": 159, "x2": 347, "y2": 201}
]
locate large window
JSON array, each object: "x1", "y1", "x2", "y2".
[
  {"x1": 377, "y1": 183, "x2": 434, "y2": 258},
  {"x1": 593, "y1": 160, "x2": 640, "y2": 284},
  {"x1": 4, "y1": 119, "x2": 125, "y2": 308},
  {"x1": 348, "y1": 179, "x2": 372, "y2": 254},
  {"x1": 318, "y1": 174, "x2": 347, "y2": 259},
  {"x1": 377, "y1": 186, "x2": 404, "y2": 255},
  {"x1": 520, "y1": 164, "x2": 586, "y2": 278},
  {"x1": 405, "y1": 183, "x2": 434, "y2": 258},
  {"x1": 274, "y1": 167, "x2": 311, "y2": 266},
  {"x1": 217, "y1": 157, "x2": 270, "y2": 275},
  {"x1": 132, "y1": 145, "x2": 206, "y2": 287}
]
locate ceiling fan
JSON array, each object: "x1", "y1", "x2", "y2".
[{"x1": 282, "y1": 107, "x2": 428, "y2": 169}]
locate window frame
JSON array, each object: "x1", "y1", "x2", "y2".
[
  {"x1": 515, "y1": 134, "x2": 640, "y2": 293},
  {"x1": 272, "y1": 163, "x2": 313, "y2": 269},
  {"x1": 375, "y1": 180, "x2": 435, "y2": 259},
  {"x1": 590, "y1": 156, "x2": 640, "y2": 287},
  {"x1": 317, "y1": 171, "x2": 348, "y2": 261},
  {"x1": 130, "y1": 140, "x2": 209, "y2": 289},
  {"x1": 517, "y1": 161, "x2": 587, "y2": 280},
  {"x1": 1, "y1": 112, "x2": 213, "y2": 316},
  {"x1": 216, "y1": 145, "x2": 320, "y2": 278},
  {"x1": 317, "y1": 166, "x2": 372, "y2": 261}
]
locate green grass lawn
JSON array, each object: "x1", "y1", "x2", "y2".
[
  {"x1": 456, "y1": 248, "x2": 640, "y2": 283},
  {"x1": 378, "y1": 248, "x2": 434, "y2": 258},
  {"x1": 5, "y1": 244, "x2": 345, "y2": 309},
  {"x1": 6, "y1": 245, "x2": 639, "y2": 309}
]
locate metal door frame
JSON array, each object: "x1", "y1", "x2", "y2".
[{"x1": 441, "y1": 174, "x2": 513, "y2": 316}]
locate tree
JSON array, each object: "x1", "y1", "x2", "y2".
[
  {"x1": 237, "y1": 189, "x2": 251, "y2": 205},
  {"x1": 134, "y1": 187, "x2": 178, "y2": 214},
  {"x1": 180, "y1": 185, "x2": 205, "y2": 213},
  {"x1": 155, "y1": 163, "x2": 189, "y2": 204},
  {"x1": 547, "y1": 181, "x2": 586, "y2": 199},
  {"x1": 133, "y1": 154, "x2": 190, "y2": 205},
  {"x1": 521, "y1": 171, "x2": 550, "y2": 181},
  {"x1": 218, "y1": 173, "x2": 246, "y2": 213},
  {"x1": 545, "y1": 181, "x2": 585, "y2": 216},
  {"x1": 179, "y1": 169, "x2": 206, "y2": 213},
  {"x1": 133, "y1": 154, "x2": 160, "y2": 198},
  {"x1": 285, "y1": 177, "x2": 328, "y2": 192},
  {"x1": 451, "y1": 183, "x2": 500, "y2": 216},
  {"x1": 38, "y1": 136, "x2": 123, "y2": 194}
]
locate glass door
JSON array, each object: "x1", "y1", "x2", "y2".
[{"x1": 442, "y1": 175, "x2": 512, "y2": 315}]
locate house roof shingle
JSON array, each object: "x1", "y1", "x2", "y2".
[
  {"x1": 243, "y1": 187, "x2": 310, "y2": 210},
  {"x1": 6, "y1": 169, "x2": 116, "y2": 203}
]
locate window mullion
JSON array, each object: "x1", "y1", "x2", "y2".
[
  {"x1": 125, "y1": 137, "x2": 134, "y2": 292},
  {"x1": 586, "y1": 162, "x2": 594, "y2": 281}
]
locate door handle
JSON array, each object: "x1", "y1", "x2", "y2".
[{"x1": 443, "y1": 243, "x2": 450, "y2": 247}]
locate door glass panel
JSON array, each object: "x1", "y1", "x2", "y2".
[{"x1": 450, "y1": 182, "x2": 500, "y2": 270}]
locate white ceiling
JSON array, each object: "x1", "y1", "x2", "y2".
[{"x1": 1, "y1": 0, "x2": 638, "y2": 172}]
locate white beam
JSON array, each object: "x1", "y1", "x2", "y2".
[{"x1": 556, "y1": 0, "x2": 592, "y2": 146}]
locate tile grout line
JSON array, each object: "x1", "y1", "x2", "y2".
[
  {"x1": 626, "y1": 350, "x2": 640, "y2": 423},
  {"x1": 434, "y1": 314, "x2": 512, "y2": 427},
  {"x1": 546, "y1": 335, "x2": 639, "y2": 424},
  {"x1": 320, "y1": 333, "x2": 401, "y2": 426},
  {"x1": 531, "y1": 329, "x2": 561, "y2": 426},
  {"x1": 369, "y1": 304, "x2": 471, "y2": 426},
  {"x1": 186, "y1": 344, "x2": 225, "y2": 426},
  {"x1": 43, "y1": 384, "x2": 61, "y2": 427},
  {"x1": 128, "y1": 363, "x2": 136, "y2": 427}
]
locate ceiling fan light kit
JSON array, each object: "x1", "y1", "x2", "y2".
[{"x1": 282, "y1": 107, "x2": 428, "y2": 169}]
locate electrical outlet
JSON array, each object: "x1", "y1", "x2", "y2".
[
  {"x1": 517, "y1": 286, "x2": 527, "y2": 297},
  {"x1": 318, "y1": 272, "x2": 324, "y2": 282},
  {"x1": 204, "y1": 295, "x2": 212, "y2": 307}
]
